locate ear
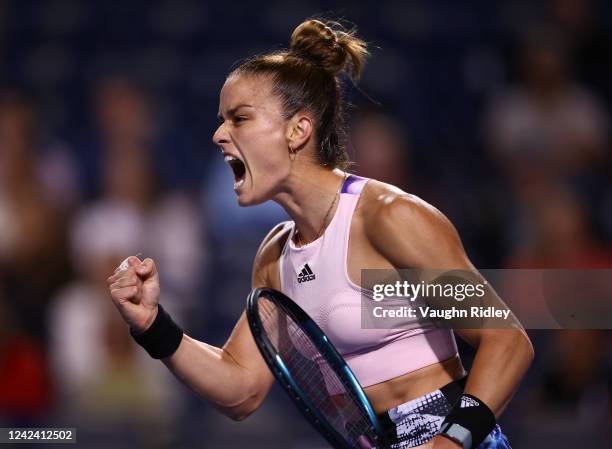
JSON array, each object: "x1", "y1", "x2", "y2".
[{"x1": 285, "y1": 112, "x2": 314, "y2": 151}]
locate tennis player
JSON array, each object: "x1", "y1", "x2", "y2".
[{"x1": 107, "y1": 19, "x2": 533, "y2": 449}]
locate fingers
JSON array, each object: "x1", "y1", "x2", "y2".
[
  {"x1": 109, "y1": 285, "x2": 140, "y2": 303},
  {"x1": 136, "y1": 258, "x2": 156, "y2": 277},
  {"x1": 107, "y1": 257, "x2": 144, "y2": 290},
  {"x1": 127, "y1": 256, "x2": 142, "y2": 267},
  {"x1": 107, "y1": 256, "x2": 157, "y2": 305},
  {"x1": 113, "y1": 272, "x2": 140, "y2": 288},
  {"x1": 106, "y1": 256, "x2": 156, "y2": 304},
  {"x1": 107, "y1": 268, "x2": 134, "y2": 284},
  {"x1": 110, "y1": 255, "x2": 151, "y2": 280},
  {"x1": 114, "y1": 255, "x2": 143, "y2": 273},
  {"x1": 108, "y1": 269, "x2": 141, "y2": 301}
]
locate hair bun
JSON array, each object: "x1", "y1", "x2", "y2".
[{"x1": 289, "y1": 19, "x2": 368, "y2": 80}]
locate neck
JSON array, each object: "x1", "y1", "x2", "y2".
[{"x1": 274, "y1": 164, "x2": 346, "y2": 244}]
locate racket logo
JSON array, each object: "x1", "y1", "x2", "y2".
[{"x1": 297, "y1": 264, "x2": 316, "y2": 283}]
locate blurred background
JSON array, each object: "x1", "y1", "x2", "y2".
[{"x1": 0, "y1": 0, "x2": 611, "y2": 448}]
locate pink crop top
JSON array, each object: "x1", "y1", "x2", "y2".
[{"x1": 279, "y1": 175, "x2": 458, "y2": 388}]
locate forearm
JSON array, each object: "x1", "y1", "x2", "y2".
[
  {"x1": 162, "y1": 334, "x2": 261, "y2": 419},
  {"x1": 463, "y1": 329, "x2": 534, "y2": 417},
  {"x1": 109, "y1": 257, "x2": 270, "y2": 420}
]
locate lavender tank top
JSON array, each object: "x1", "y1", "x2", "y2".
[{"x1": 279, "y1": 175, "x2": 458, "y2": 388}]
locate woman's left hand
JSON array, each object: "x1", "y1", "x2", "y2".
[{"x1": 412, "y1": 435, "x2": 462, "y2": 448}]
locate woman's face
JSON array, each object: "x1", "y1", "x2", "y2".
[{"x1": 213, "y1": 74, "x2": 292, "y2": 206}]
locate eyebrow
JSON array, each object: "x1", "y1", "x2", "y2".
[{"x1": 217, "y1": 104, "x2": 254, "y2": 121}]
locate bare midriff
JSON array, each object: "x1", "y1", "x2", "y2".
[
  {"x1": 365, "y1": 354, "x2": 465, "y2": 414},
  {"x1": 330, "y1": 354, "x2": 465, "y2": 415}
]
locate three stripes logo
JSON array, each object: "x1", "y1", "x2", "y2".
[{"x1": 297, "y1": 264, "x2": 316, "y2": 283}]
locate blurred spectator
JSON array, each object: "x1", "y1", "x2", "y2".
[
  {"x1": 505, "y1": 186, "x2": 612, "y2": 436},
  {"x1": 548, "y1": 0, "x2": 612, "y2": 105},
  {"x1": 47, "y1": 76, "x2": 204, "y2": 445},
  {"x1": 0, "y1": 90, "x2": 80, "y2": 212},
  {"x1": 79, "y1": 75, "x2": 204, "y2": 198},
  {"x1": 506, "y1": 185, "x2": 612, "y2": 268},
  {"x1": 0, "y1": 89, "x2": 71, "y2": 339},
  {"x1": 48, "y1": 203, "x2": 181, "y2": 432},
  {"x1": 89, "y1": 76, "x2": 205, "y2": 306},
  {"x1": 349, "y1": 108, "x2": 412, "y2": 192},
  {"x1": 486, "y1": 27, "x2": 609, "y2": 199},
  {"x1": 95, "y1": 77, "x2": 154, "y2": 147},
  {"x1": 77, "y1": 76, "x2": 156, "y2": 199}
]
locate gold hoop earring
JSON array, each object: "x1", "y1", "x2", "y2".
[{"x1": 288, "y1": 146, "x2": 297, "y2": 161}]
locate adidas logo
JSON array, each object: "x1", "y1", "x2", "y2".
[
  {"x1": 297, "y1": 264, "x2": 316, "y2": 283},
  {"x1": 460, "y1": 396, "x2": 480, "y2": 408}
]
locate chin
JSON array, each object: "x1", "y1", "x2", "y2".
[
  {"x1": 235, "y1": 189, "x2": 257, "y2": 207},
  {"x1": 236, "y1": 187, "x2": 271, "y2": 207},
  {"x1": 236, "y1": 195, "x2": 255, "y2": 207}
]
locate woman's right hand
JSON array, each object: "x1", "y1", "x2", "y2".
[{"x1": 107, "y1": 256, "x2": 160, "y2": 334}]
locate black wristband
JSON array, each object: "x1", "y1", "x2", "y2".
[
  {"x1": 130, "y1": 304, "x2": 183, "y2": 359},
  {"x1": 440, "y1": 394, "x2": 496, "y2": 449}
]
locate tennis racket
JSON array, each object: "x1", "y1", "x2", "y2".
[{"x1": 246, "y1": 287, "x2": 388, "y2": 449}]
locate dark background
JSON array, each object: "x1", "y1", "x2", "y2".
[{"x1": 0, "y1": 0, "x2": 611, "y2": 448}]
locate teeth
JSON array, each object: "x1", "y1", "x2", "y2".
[
  {"x1": 234, "y1": 178, "x2": 245, "y2": 190},
  {"x1": 224, "y1": 155, "x2": 238, "y2": 162}
]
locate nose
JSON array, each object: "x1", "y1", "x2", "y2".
[{"x1": 212, "y1": 122, "x2": 230, "y2": 147}]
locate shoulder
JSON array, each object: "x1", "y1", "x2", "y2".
[
  {"x1": 358, "y1": 179, "x2": 470, "y2": 269},
  {"x1": 252, "y1": 221, "x2": 293, "y2": 288},
  {"x1": 359, "y1": 179, "x2": 450, "y2": 233}
]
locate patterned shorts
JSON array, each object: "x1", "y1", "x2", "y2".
[{"x1": 377, "y1": 378, "x2": 511, "y2": 448}]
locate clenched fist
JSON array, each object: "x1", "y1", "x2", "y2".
[{"x1": 107, "y1": 256, "x2": 160, "y2": 334}]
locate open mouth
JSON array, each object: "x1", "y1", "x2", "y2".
[{"x1": 224, "y1": 155, "x2": 246, "y2": 189}]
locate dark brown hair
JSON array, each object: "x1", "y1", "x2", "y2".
[{"x1": 230, "y1": 19, "x2": 369, "y2": 169}]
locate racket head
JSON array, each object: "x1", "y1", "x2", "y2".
[{"x1": 246, "y1": 287, "x2": 387, "y2": 449}]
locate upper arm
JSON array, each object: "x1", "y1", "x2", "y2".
[
  {"x1": 364, "y1": 192, "x2": 510, "y2": 347},
  {"x1": 365, "y1": 192, "x2": 473, "y2": 270},
  {"x1": 221, "y1": 222, "x2": 292, "y2": 397}
]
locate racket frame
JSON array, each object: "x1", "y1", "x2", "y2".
[{"x1": 246, "y1": 287, "x2": 386, "y2": 449}]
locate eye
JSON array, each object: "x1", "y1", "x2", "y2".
[{"x1": 233, "y1": 116, "x2": 247, "y2": 123}]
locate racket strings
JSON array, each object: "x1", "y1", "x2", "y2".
[{"x1": 258, "y1": 298, "x2": 380, "y2": 447}]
